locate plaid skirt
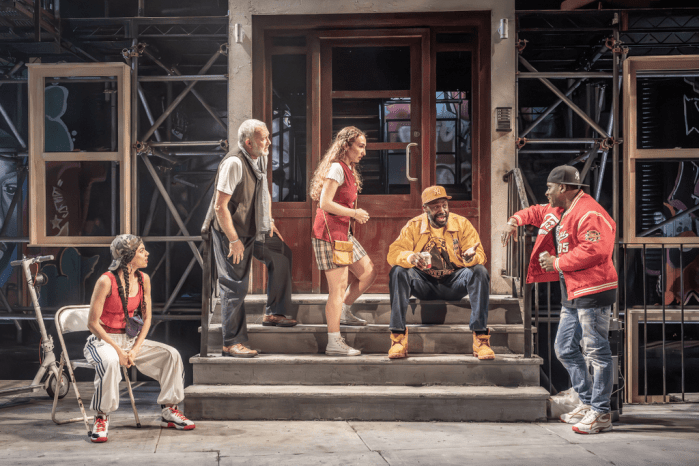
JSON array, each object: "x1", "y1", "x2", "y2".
[{"x1": 312, "y1": 236, "x2": 368, "y2": 271}]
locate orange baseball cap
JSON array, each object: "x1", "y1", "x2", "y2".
[{"x1": 421, "y1": 185, "x2": 452, "y2": 205}]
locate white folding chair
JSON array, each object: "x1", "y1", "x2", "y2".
[{"x1": 51, "y1": 305, "x2": 140, "y2": 436}]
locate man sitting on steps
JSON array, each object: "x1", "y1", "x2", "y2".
[{"x1": 386, "y1": 185, "x2": 493, "y2": 360}]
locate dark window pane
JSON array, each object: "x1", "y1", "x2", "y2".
[
  {"x1": 636, "y1": 77, "x2": 699, "y2": 149},
  {"x1": 44, "y1": 77, "x2": 117, "y2": 152},
  {"x1": 332, "y1": 99, "x2": 411, "y2": 143},
  {"x1": 436, "y1": 51, "x2": 472, "y2": 200},
  {"x1": 332, "y1": 47, "x2": 410, "y2": 91},
  {"x1": 272, "y1": 54, "x2": 307, "y2": 202},
  {"x1": 635, "y1": 160, "x2": 699, "y2": 237},
  {"x1": 45, "y1": 161, "x2": 119, "y2": 236},
  {"x1": 272, "y1": 36, "x2": 306, "y2": 47},
  {"x1": 436, "y1": 33, "x2": 476, "y2": 44}
]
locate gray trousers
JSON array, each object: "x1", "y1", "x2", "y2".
[{"x1": 212, "y1": 228, "x2": 293, "y2": 346}]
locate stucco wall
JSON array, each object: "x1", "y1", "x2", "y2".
[{"x1": 228, "y1": 0, "x2": 516, "y2": 294}]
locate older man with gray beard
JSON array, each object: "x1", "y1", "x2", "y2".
[{"x1": 206, "y1": 119, "x2": 297, "y2": 358}]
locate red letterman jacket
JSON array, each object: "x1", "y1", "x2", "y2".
[{"x1": 510, "y1": 190, "x2": 618, "y2": 300}]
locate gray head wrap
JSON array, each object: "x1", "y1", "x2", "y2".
[{"x1": 108, "y1": 234, "x2": 143, "y2": 271}]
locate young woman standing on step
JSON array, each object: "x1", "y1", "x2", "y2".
[
  {"x1": 310, "y1": 126, "x2": 377, "y2": 356},
  {"x1": 84, "y1": 234, "x2": 195, "y2": 443}
]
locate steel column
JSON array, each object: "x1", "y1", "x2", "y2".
[{"x1": 140, "y1": 153, "x2": 203, "y2": 266}]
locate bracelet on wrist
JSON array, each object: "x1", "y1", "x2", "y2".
[{"x1": 229, "y1": 238, "x2": 240, "y2": 245}]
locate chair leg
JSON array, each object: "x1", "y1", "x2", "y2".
[
  {"x1": 122, "y1": 366, "x2": 141, "y2": 428},
  {"x1": 51, "y1": 354, "x2": 91, "y2": 436}
]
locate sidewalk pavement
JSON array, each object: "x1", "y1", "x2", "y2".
[{"x1": 0, "y1": 380, "x2": 697, "y2": 465}]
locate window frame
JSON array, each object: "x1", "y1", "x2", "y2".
[
  {"x1": 623, "y1": 55, "x2": 699, "y2": 245},
  {"x1": 27, "y1": 63, "x2": 131, "y2": 247}
]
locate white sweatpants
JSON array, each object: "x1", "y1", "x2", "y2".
[{"x1": 83, "y1": 334, "x2": 185, "y2": 414}]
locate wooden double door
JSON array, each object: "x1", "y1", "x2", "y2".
[{"x1": 256, "y1": 17, "x2": 490, "y2": 293}]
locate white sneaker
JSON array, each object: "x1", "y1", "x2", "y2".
[
  {"x1": 326, "y1": 334, "x2": 361, "y2": 356},
  {"x1": 161, "y1": 406, "x2": 196, "y2": 430},
  {"x1": 573, "y1": 410, "x2": 613, "y2": 434},
  {"x1": 560, "y1": 404, "x2": 591, "y2": 424},
  {"x1": 90, "y1": 413, "x2": 109, "y2": 443},
  {"x1": 340, "y1": 304, "x2": 367, "y2": 326}
]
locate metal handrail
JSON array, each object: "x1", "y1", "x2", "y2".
[{"x1": 503, "y1": 168, "x2": 535, "y2": 358}]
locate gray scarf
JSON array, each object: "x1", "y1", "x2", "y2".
[{"x1": 239, "y1": 143, "x2": 272, "y2": 241}]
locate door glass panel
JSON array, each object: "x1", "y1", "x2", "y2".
[
  {"x1": 332, "y1": 99, "x2": 411, "y2": 143},
  {"x1": 332, "y1": 47, "x2": 410, "y2": 91},
  {"x1": 45, "y1": 161, "x2": 119, "y2": 236},
  {"x1": 360, "y1": 150, "x2": 410, "y2": 195},
  {"x1": 333, "y1": 98, "x2": 412, "y2": 195},
  {"x1": 436, "y1": 51, "x2": 472, "y2": 200},
  {"x1": 44, "y1": 77, "x2": 117, "y2": 152},
  {"x1": 271, "y1": 54, "x2": 307, "y2": 202}
]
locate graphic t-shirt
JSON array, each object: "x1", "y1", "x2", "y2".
[{"x1": 421, "y1": 224, "x2": 456, "y2": 278}]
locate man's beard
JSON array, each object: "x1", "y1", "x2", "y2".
[
  {"x1": 427, "y1": 211, "x2": 448, "y2": 228},
  {"x1": 251, "y1": 141, "x2": 268, "y2": 158}
]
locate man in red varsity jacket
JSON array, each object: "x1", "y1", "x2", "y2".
[{"x1": 502, "y1": 166, "x2": 617, "y2": 435}]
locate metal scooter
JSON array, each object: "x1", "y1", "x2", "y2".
[{"x1": 0, "y1": 255, "x2": 70, "y2": 400}]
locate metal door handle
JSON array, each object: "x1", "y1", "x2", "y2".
[{"x1": 406, "y1": 143, "x2": 418, "y2": 182}]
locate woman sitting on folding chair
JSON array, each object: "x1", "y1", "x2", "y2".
[{"x1": 84, "y1": 234, "x2": 195, "y2": 443}]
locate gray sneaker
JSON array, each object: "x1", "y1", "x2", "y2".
[
  {"x1": 326, "y1": 335, "x2": 361, "y2": 356},
  {"x1": 560, "y1": 404, "x2": 591, "y2": 424},
  {"x1": 573, "y1": 410, "x2": 613, "y2": 434},
  {"x1": 340, "y1": 304, "x2": 367, "y2": 326}
]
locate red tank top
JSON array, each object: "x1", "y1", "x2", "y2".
[
  {"x1": 100, "y1": 272, "x2": 143, "y2": 329},
  {"x1": 312, "y1": 161, "x2": 357, "y2": 242}
]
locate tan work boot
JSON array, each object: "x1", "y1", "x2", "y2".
[
  {"x1": 222, "y1": 343, "x2": 258, "y2": 358},
  {"x1": 472, "y1": 329, "x2": 495, "y2": 360},
  {"x1": 388, "y1": 327, "x2": 409, "y2": 359}
]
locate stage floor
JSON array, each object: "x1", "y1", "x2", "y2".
[{"x1": 0, "y1": 380, "x2": 697, "y2": 465}]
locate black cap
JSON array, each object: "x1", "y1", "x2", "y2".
[{"x1": 547, "y1": 165, "x2": 588, "y2": 187}]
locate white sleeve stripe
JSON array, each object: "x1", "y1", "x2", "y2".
[{"x1": 578, "y1": 211, "x2": 613, "y2": 232}]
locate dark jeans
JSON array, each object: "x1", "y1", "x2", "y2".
[
  {"x1": 388, "y1": 265, "x2": 490, "y2": 333},
  {"x1": 212, "y1": 228, "x2": 293, "y2": 346}
]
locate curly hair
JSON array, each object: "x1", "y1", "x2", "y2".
[{"x1": 309, "y1": 126, "x2": 366, "y2": 202}]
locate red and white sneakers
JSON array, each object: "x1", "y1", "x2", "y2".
[
  {"x1": 161, "y1": 406, "x2": 196, "y2": 430},
  {"x1": 91, "y1": 414, "x2": 109, "y2": 443}
]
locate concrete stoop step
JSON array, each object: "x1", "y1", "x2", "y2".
[
  {"x1": 209, "y1": 294, "x2": 523, "y2": 326},
  {"x1": 191, "y1": 354, "x2": 544, "y2": 386},
  {"x1": 205, "y1": 323, "x2": 532, "y2": 354},
  {"x1": 189, "y1": 293, "x2": 546, "y2": 422},
  {"x1": 183, "y1": 384, "x2": 549, "y2": 422},
  {"x1": 203, "y1": 293, "x2": 530, "y2": 353}
]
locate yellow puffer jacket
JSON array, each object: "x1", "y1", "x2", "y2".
[{"x1": 387, "y1": 213, "x2": 486, "y2": 269}]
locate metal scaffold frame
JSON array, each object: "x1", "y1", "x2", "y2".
[
  {"x1": 0, "y1": 3, "x2": 229, "y2": 333},
  {"x1": 515, "y1": 8, "x2": 626, "y2": 408},
  {"x1": 515, "y1": 8, "x2": 699, "y2": 406}
]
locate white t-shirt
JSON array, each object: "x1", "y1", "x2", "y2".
[
  {"x1": 216, "y1": 156, "x2": 264, "y2": 194},
  {"x1": 326, "y1": 162, "x2": 345, "y2": 185}
]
